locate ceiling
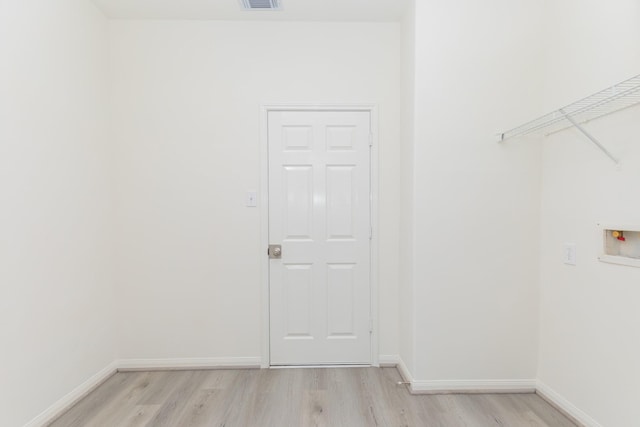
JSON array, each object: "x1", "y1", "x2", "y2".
[{"x1": 90, "y1": 0, "x2": 410, "y2": 22}]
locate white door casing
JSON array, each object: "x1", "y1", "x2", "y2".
[{"x1": 267, "y1": 109, "x2": 372, "y2": 366}]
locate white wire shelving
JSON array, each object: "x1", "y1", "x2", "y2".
[{"x1": 499, "y1": 73, "x2": 640, "y2": 164}]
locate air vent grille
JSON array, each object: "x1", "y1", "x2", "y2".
[{"x1": 240, "y1": 0, "x2": 281, "y2": 10}]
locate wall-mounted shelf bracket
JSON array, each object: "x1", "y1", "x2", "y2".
[
  {"x1": 559, "y1": 108, "x2": 619, "y2": 165},
  {"x1": 499, "y1": 73, "x2": 640, "y2": 165}
]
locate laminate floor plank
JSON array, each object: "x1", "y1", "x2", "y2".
[
  {"x1": 514, "y1": 393, "x2": 578, "y2": 427},
  {"x1": 102, "y1": 404, "x2": 162, "y2": 427},
  {"x1": 176, "y1": 370, "x2": 243, "y2": 427},
  {"x1": 136, "y1": 371, "x2": 194, "y2": 406},
  {"x1": 414, "y1": 394, "x2": 470, "y2": 427},
  {"x1": 143, "y1": 370, "x2": 208, "y2": 427},
  {"x1": 49, "y1": 372, "x2": 143, "y2": 427},
  {"x1": 49, "y1": 367, "x2": 577, "y2": 427},
  {"x1": 81, "y1": 373, "x2": 161, "y2": 427},
  {"x1": 378, "y1": 367, "x2": 424, "y2": 427},
  {"x1": 223, "y1": 369, "x2": 264, "y2": 426}
]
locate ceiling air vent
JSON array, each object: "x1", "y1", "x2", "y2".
[{"x1": 240, "y1": 0, "x2": 281, "y2": 10}]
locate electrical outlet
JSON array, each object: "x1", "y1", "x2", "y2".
[{"x1": 246, "y1": 191, "x2": 258, "y2": 207}]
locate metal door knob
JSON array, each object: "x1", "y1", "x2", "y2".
[{"x1": 269, "y1": 244, "x2": 282, "y2": 259}]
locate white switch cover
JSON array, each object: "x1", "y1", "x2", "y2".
[
  {"x1": 564, "y1": 243, "x2": 577, "y2": 265},
  {"x1": 246, "y1": 191, "x2": 258, "y2": 207}
]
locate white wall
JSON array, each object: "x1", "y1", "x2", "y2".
[
  {"x1": 398, "y1": 4, "x2": 416, "y2": 374},
  {"x1": 538, "y1": 1, "x2": 640, "y2": 426},
  {"x1": 408, "y1": 0, "x2": 545, "y2": 383},
  {"x1": 0, "y1": 1, "x2": 116, "y2": 426},
  {"x1": 109, "y1": 20, "x2": 402, "y2": 361}
]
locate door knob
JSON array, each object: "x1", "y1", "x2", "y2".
[{"x1": 269, "y1": 244, "x2": 282, "y2": 259}]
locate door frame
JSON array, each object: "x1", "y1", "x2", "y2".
[{"x1": 259, "y1": 104, "x2": 380, "y2": 368}]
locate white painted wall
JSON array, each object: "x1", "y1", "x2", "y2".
[
  {"x1": 109, "y1": 20, "x2": 402, "y2": 361},
  {"x1": 538, "y1": 1, "x2": 640, "y2": 425},
  {"x1": 398, "y1": 4, "x2": 416, "y2": 374},
  {"x1": 0, "y1": 1, "x2": 116, "y2": 426},
  {"x1": 409, "y1": 0, "x2": 545, "y2": 383}
]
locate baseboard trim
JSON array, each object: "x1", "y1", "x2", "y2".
[
  {"x1": 391, "y1": 359, "x2": 599, "y2": 423},
  {"x1": 395, "y1": 356, "x2": 415, "y2": 386},
  {"x1": 24, "y1": 360, "x2": 118, "y2": 427},
  {"x1": 536, "y1": 381, "x2": 601, "y2": 427},
  {"x1": 391, "y1": 356, "x2": 535, "y2": 395},
  {"x1": 116, "y1": 357, "x2": 262, "y2": 372},
  {"x1": 409, "y1": 379, "x2": 537, "y2": 395}
]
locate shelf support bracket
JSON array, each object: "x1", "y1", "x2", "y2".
[{"x1": 559, "y1": 108, "x2": 619, "y2": 165}]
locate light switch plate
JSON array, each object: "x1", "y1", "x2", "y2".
[{"x1": 564, "y1": 243, "x2": 577, "y2": 265}]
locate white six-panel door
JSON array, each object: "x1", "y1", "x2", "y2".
[{"x1": 268, "y1": 110, "x2": 371, "y2": 365}]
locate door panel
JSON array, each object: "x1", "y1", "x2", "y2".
[
  {"x1": 268, "y1": 110, "x2": 371, "y2": 365},
  {"x1": 326, "y1": 165, "x2": 356, "y2": 240},
  {"x1": 283, "y1": 264, "x2": 313, "y2": 337},
  {"x1": 283, "y1": 166, "x2": 313, "y2": 239},
  {"x1": 326, "y1": 263, "x2": 356, "y2": 337}
]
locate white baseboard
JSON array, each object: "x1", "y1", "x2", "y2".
[
  {"x1": 410, "y1": 379, "x2": 536, "y2": 394},
  {"x1": 536, "y1": 381, "x2": 602, "y2": 427},
  {"x1": 116, "y1": 357, "x2": 262, "y2": 371},
  {"x1": 385, "y1": 358, "x2": 599, "y2": 424},
  {"x1": 378, "y1": 355, "x2": 418, "y2": 391},
  {"x1": 396, "y1": 356, "x2": 415, "y2": 386},
  {"x1": 24, "y1": 360, "x2": 118, "y2": 427},
  {"x1": 392, "y1": 356, "x2": 535, "y2": 394}
]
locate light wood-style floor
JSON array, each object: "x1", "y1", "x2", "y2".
[{"x1": 49, "y1": 367, "x2": 576, "y2": 427}]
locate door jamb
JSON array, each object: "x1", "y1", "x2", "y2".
[{"x1": 260, "y1": 104, "x2": 380, "y2": 368}]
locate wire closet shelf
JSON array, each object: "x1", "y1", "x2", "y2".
[{"x1": 500, "y1": 73, "x2": 640, "y2": 142}]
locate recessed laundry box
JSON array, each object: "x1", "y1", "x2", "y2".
[{"x1": 599, "y1": 224, "x2": 640, "y2": 268}]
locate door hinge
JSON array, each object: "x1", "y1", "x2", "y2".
[
  {"x1": 369, "y1": 318, "x2": 373, "y2": 333},
  {"x1": 369, "y1": 226, "x2": 373, "y2": 240},
  {"x1": 369, "y1": 133, "x2": 373, "y2": 147}
]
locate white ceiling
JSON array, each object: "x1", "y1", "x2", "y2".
[{"x1": 90, "y1": 0, "x2": 410, "y2": 22}]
